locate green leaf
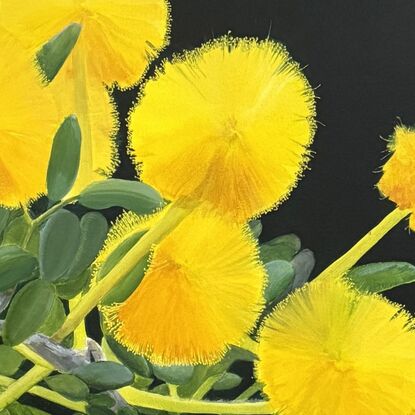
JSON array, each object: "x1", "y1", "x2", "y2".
[
  {"x1": 88, "y1": 394, "x2": 115, "y2": 408},
  {"x1": 2, "y1": 216, "x2": 39, "y2": 255},
  {"x1": 346, "y1": 262, "x2": 415, "y2": 293},
  {"x1": 99, "y1": 233, "x2": 149, "y2": 306},
  {"x1": 117, "y1": 407, "x2": 137, "y2": 415},
  {"x1": 39, "y1": 210, "x2": 81, "y2": 281},
  {"x1": 104, "y1": 336, "x2": 152, "y2": 378},
  {"x1": 291, "y1": 249, "x2": 315, "y2": 289},
  {"x1": 264, "y1": 260, "x2": 295, "y2": 303},
  {"x1": 38, "y1": 296, "x2": 66, "y2": 336},
  {"x1": 0, "y1": 345, "x2": 24, "y2": 376},
  {"x1": 248, "y1": 220, "x2": 262, "y2": 238},
  {"x1": 0, "y1": 245, "x2": 38, "y2": 291},
  {"x1": 72, "y1": 362, "x2": 134, "y2": 391},
  {"x1": 55, "y1": 268, "x2": 91, "y2": 300},
  {"x1": 45, "y1": 374, "x2": 89, "y2": 401},
  {"x1": 152, "y1": 365, "x2": 194, "y2": 385},
  {"x1": 36, "y1": 23, "x2": 81, "y2": 83},
  {"x1": 79, "y1": 179, "x2": 163, "y2": 215},
  {"x1": 3, "y1": 279, "x2": 56, "y2": 346},
  {"x1": 0, "y1": 208, "x2": 10, "y2": 235},
  {"x1": 64, "y1": 212, "x2": 108, "y2": 280},
  {"x1": 47, "y1": 115, "x2": 81, "y2": 202},
  {"x1": 2, "y1": 402, "x2": 50, "y2": 415},
  {"x1": 86, "y1": 406, "x2": 114, "y2": 415},
  {"x1": 150, "y1": 384, "x2": 169, "y2": 396},
  {"x1": 212, "y1": 372, "x2": 242, "y2": 391},
  {"x1": 259, "y1": 234, "x2": 301, "y2": 263}
]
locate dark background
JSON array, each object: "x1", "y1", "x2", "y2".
[{"x1": 114, "y1": 0, "x2": 415, "y2": 312}]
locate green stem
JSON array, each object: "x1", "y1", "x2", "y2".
[
  {"x1": 32, "y1": 196, "x2": 78, "y2": 227},
  {"x1": 0, "y1": 375, "x2": 87, "y2": 413},
  {"x1": 192, "y1": 374, "x2": 223, "y2": 400},
  {"x1": 234, "y1": 383, "x2": 261, "y2": 401},
  {"x1": 119, "y1": 386, "x2": 273, "y2": 414},
  {"x1": 317, "y1": 207, "x2": 410, "y2": 281}
]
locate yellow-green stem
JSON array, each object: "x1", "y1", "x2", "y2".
[
  {"x1": 0, "y1": 375, "x2": 87, "y2": 413},
  {"x1": 119, "y1": 386, "x2": 273, "y2": 414},
  {"x1": 192, "y1": 374, "x2": 223, "y2": 400},
  {"x1": 69, "y1": 295, "x2": 88, "y2": 349},
  {"x1": 317, "y1": 207, "x2": 409, "y2": 281}
]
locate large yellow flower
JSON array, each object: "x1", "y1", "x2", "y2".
[
  {"x1": 256, "y1": 278, "x2": 415, "y2": 415},
  {"x1": 129, "y1": 36, "x2": 316, "y2": 222},
  {"x1": 378, "y1": 124, "x2": 415, "y2": 229},
  {"x1": 1, "y1": 0, "x2": 170, "y2": 88},
  {"x1": 103, "y1": 207, "x2": 266, "y2": 365},
  {"x1": 0, "y1": 29, "x2": 58, "y2": 208}
]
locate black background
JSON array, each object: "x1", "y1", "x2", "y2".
[{"x1": 114, "y1": 0, "x2": 415, "y2": 312}]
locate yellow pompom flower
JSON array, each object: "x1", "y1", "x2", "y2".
[
  {"x1": 129, "y1": 36, "x2": 316, "y2": 222},
  {"x1": 103, "y1": 208, "x2": 266, "y2": 365},
  {"x1": 0, "y1": 29, "x2": 58, "y2": 208},
  {"x1": 1, "y1": 0, "x2": 170, "y2": 88},
  {"x1": 256, "y1": 278, "x2": 415, "y2": 415},
  {"x1": 378, "y1": 125, "x2": 415, "y2": 229}
]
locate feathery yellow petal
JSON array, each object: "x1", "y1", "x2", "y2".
[
  {"x1": 0, "y1": 29, "x2": 58, "y2": 208},
  {"x1": 129, "y1": 36, "x2": 316, "y2": 222},
  {"x1": 256, "y1": 277, "x2": 415, "y2": 415},
  {"x1": 378, "y1": 124, "x2": 415, "y2": 227},
  {"x1": 103, "y1": 207, "x2": 266, "y2": 365},
  {"x1": 1, "y1": 0, "x2": 170, "y2": 87}
]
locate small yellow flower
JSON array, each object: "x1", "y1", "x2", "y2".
[
  {"x1": 0, "y1": 29, "x2": 58, "y2": 208},
  {"x1": 129, "y1": 36, "x2": 316, "y2": 222},
  {"x1": 103, "y1": 207, "x2": 266, "y2": 365},
  {"x1": 256, "y1": 278, "x2": 415, "y2": 415},
  {"x1": 378, "y1": 125, "x2": 415, "y2": 228},
  {"x1": 1, "y1": 0, "x2": 170, "y2": 87}
]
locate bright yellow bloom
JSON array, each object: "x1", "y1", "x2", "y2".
[
  {"x1": 103, "y1": 207, "x2": 266, "y2": 365},
  {"x1": 256, "y1": 278, "x2": 415, "y2": 415},
  {"x1": 1, "y1": 0, "x2": 170, "y2": 88},
  {"x1": 0, "y1": 29, "x2": 58, "y2": 208},
  {"x1": 378, "y1": 125, "x2": 415, "y2": 229},
  {"x1": 129, "y1": 36, "x2": 316, "y2": 222}
]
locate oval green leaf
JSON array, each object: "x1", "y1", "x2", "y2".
[
  {"x1": 36, "y1": 23, "x2": 81, "y2": 83},
  {"x1": 346, "y1": 261, "x2": 415, "y2": 293},
  {"x1": 39, "y1": 210, "x2": 81, "y2": 281},
  {"x1": 79, "y1": 179, "x2": 163, "y2": 215},
  {"x1": 71, "y1": 362, "x2": 134, "y2": 391},
  {"x1": 3, "y1": 279, "x2": 56, "y2": 345},
  {"x1": 0, "y1": 245, "x2": 38, "y2": 291},
  {"x1": 47, "y1": 115, "x2": 81, "y2": 202},
  {"x1": 264, "y1": 260, "x2": 295, "y2": 303},
  {"x1": 45, "y1": 374, "x2": 89, "y2": 401},
  {"x1": 152, "y1": 364, "x2": 194, "y2": 385},
  {"x1": 259, "y1": 234, "x2": 301, "y2": 263},
  {"x1": 212, "y1": 372, "x2": 242, "y2": 391},
  {"x1": 0, "y1": 345, "x2": 24, "y2": 376},
  {"x1": 38, "y1": 296, "x2": 66, "y2": 336}
]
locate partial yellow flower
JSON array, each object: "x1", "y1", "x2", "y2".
[
  {"x1": 256, "y1": 278, "x2": 415, "y2": 415},
  {"x1": 378, "y1": 124, "x2": 415, "y2": 228},
  {"x1": 103, "y1": 207, "x2": 266, "y2": 365},
  {"x1": 0, "y1": 29, "x2": 58, "y2": 208},
  {"x1": 1, "y1": 0, "x2": 170, "y2": 87},
  {"x1": 129, "y1": 36, "x2": 316, "y2": 222}
]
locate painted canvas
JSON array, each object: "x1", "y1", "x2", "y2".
[{"x1": 0, "y1": 1, "x2": 414, "y2": 415}]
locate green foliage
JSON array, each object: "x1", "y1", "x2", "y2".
[
  {"x1": 47, "y1": 115, "x2": 81, "y2": 202},
  {"x1": 0, "y1": 245, "x2": 38, "y2": 291},
  {"x1": 346, "y1": 262, "x2": 415, "y2": 293},
  {"x1": 0, "y1": 345, "x2": 24, "y2": 376},
  {"x1": 36, "y1": 23, "x2": 82, "y2": 83},
  {"x1": 3, "y1": 216, "x2": 39, "y2": 255},
  {"x1": 78, "y1": 179, "x2": 163, "y2": 214},
  {"x1": 248, "y1": 219, "x2": 262, "y2": 238},
  {"x1": 38, "y1": 297, "x2": 66, "y2": 336},
  {"x1": 264, "y1": 260, "x2": 295, "y2": 303},
  {"x1": 0, "y1": 402, "x2": 50, "y2": 415},
  {"x1": 71, "y1": 362, "x2": 134, "y2": 391},
  {"x1": 259, "y1": 233, "x2": 301, "y2": 263},
  {"x1": 39, "y1": 210, "x2": 81, "y2": 281},
  {"x1": 0, "y1": 208, "x2": 10, "y2": 236},
  {"x1": 45, "y1": 374, "x2": 89, "y2": 401},
  {"x1": 152, "y1": 364, "x2": 194, "y2": 385},
  {"x1": 3, "y1": 280, "x2": 56, "y2": 345},
  {"x1": 212, "y1": 372, "x2": 242, "y2": 391}
]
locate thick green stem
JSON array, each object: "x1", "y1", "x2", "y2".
[
  {"x1": 317, "y1": 207, "x2": 409, "y2": 281},
  {"x1": 234, "y1": 382, "x2": 261, "y2": 401},
  {"x1": 0, "y1": 375, "x2": 87, "y2": 413},
  {"x1": 192, "y1": 374, "x2": 223, "y2": 400}
]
